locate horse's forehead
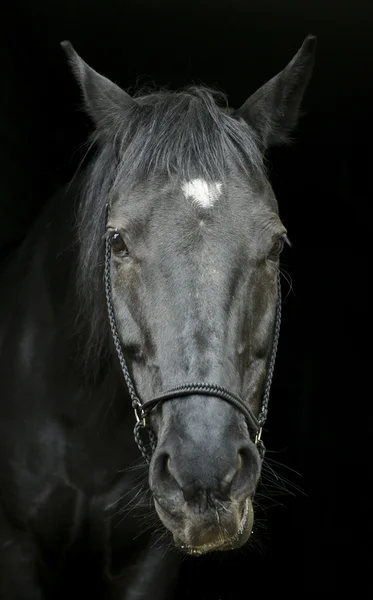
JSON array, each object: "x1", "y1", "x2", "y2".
[
  {"x1": 181, "y1": 179, "x2": 223, "y2": 209},
  {"x1": 112, "y1": 173, "x2": 274, "y2": 226},
  {"x1": 127, "y1": 175, "x2": 258, "y2": 209}
]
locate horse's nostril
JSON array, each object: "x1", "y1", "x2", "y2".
[
  {"x1": 160, "y1": 453, "x2": 171, "y2": 473},
  {"x1": 237, "y1": 451, "x2": 244, "y2": 472},
  {"x1": 228, "y1": 444, "x2": 260, "y2": 499},
  {"x1": 237, "y1": 445, "x2": 256, "y2": 470},
  {"x1": 155, "y1": 452, "x2": 176, "y2": 483}
]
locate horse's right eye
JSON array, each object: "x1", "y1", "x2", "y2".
[{"x1": 110, "y1": 232, "x2": 128, "y2": 254}]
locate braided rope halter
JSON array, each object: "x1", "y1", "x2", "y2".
[{"x1": 104, "y1": 218, "x2": 282, "y2": 464}]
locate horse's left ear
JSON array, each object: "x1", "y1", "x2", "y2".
[
  {"x1": 61, "y1": 41, "x2": 136, "y2": 132},
  {"x1": 235, "y1": 35, "x2": 316, "y2": 150}
]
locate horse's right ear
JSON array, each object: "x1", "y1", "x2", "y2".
[
  {"x1": 61, "y1": 41, "x2": 136, "y2": 132},
  {"x1": 235, "y1": 35, "x2": 316, "y2": 150}
]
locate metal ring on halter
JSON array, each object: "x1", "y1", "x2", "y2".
[
  {"x1": 255, "y1": 426, "x2": 263, "y2": 445},
  {"x1": 134, "y1": 405, "x2": 146, "y2": 428}
]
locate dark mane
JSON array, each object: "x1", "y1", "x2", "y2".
[{"x1": 75, "y1": 85, "x2": 266, "y2": 373}]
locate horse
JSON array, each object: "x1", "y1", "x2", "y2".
[{"x1": 0, "y1": 35, "x2": 316, "y2": 599}]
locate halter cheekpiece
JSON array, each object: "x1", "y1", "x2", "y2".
[{"x1": 104, "y1": 208, "x2": 281, "y2": 463}]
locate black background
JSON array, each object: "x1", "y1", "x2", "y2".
[{"x1": 1, "y1": 0, "x2": 372, "y2": 597}]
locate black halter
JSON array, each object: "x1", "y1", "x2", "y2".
[{"x1": 104, "y1": 221, "x2": 282, "y2": 464}]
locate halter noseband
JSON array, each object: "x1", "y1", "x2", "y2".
[{"x1": 104, "y1": 217, "x2": 281, "y2": 464}]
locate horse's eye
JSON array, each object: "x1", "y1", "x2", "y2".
[
  {"x1": 110, "y1": 232, "x2": 128, "y2": 254},
  {"x1": 268, "y1": 236, "x2": 285, "y2": 260}
]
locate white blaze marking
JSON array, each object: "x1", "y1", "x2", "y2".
[{"x1": 182, "y1": 179, "x2": 222, "y2": 208}]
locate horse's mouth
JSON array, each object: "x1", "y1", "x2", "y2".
[{"x1": 177, "y1": 498, "x2": 252, "y2": 556}]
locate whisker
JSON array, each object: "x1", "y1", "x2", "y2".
[
  {"x1": 279, "y1": 266, "x2": 294, "y2": 302},
  {"x1": 118, "y1": 457, "x2": 149, "y2": 474},
  {"x1": 254, "y1": 492, "x2": 286, "y2": 508},
  {"x1": 262, "y1": 460, "x2": 305, "y2": 489},
  {"x1": 105, "y1": 475, "x2": 149, "y2": 511},
  {"x1": 264, "y1": 455, "x2": 304, "y2": 477},
  {"x1": 132, "y1": 519, "x2": 160, "y2": 540},
  {"x1": 215, "y1": 499, "x2": 230, "y2": 514},
  {"x1": 261, "y1": 465, "x2": 306, "y2": 496},
  {"x1": 160, "y1": 539, "x2": 173, "y2": 560},
  {"x1": 113, "y1": 486, "x2": 150, "y2": 525}
]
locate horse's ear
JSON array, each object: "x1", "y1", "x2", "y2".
[
  {"x1": 61, "y1": 41, "x2": 136, "y2": 132},
  {"x1": 235, "y1": 35, "x2": 316, "y2": 150}
]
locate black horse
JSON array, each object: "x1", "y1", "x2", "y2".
[{"x1": 0, "y1": 36, "x2": 315, "y2": 599}]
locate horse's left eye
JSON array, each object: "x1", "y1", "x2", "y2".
[
  {"x1": 268, "y1": 237, "x2": 285, "y2": 260},
  {"x1": 110, "y1": 232, "x2": 128, "y2": 254}
]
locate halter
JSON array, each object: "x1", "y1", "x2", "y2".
[{"x1": 104, "y1": 218, "x2": 282, "y2": 464}]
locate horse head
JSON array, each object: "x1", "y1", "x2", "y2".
[{"x1": 62, "y1": 36, "x2": 315, "y2": 555}]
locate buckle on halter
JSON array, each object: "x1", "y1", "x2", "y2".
[
  {"x1": 134, "y1": 405, "x2": 147, "y2": 428},
  {"x1": 255, "y1": 426, "x2": 263, "y2": 446},
  {"x1": 255, "y1": 427, "x2": 266, "y2": 460}
]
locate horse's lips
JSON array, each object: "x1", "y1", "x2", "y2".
[
  {"x1": 237, "y1": 497, "x2": 249, "y2": 533},
  {"x1": 179, "y1": 498, "x2": 251, "y2": 556}
]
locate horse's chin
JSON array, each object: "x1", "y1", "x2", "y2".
[
  {"x1": 156, "y1": 498, "x2": 254, "y2": 556},
  {"x1": 178, "y1": 498, "x2": 254, "y2": 556}
]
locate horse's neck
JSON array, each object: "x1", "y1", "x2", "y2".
[
  {"x1": 0, "y1": 183, "x2": 139, "y2": 477},
  {"x1": 3, "y1": 181, "x2": 76, "y2": 287},
  {"x1": 1, "y1": 181, "x2": 128, "y2": 416},
  {"x1": 2, "y1": 181, "x2": 88, "y2": 371}
]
